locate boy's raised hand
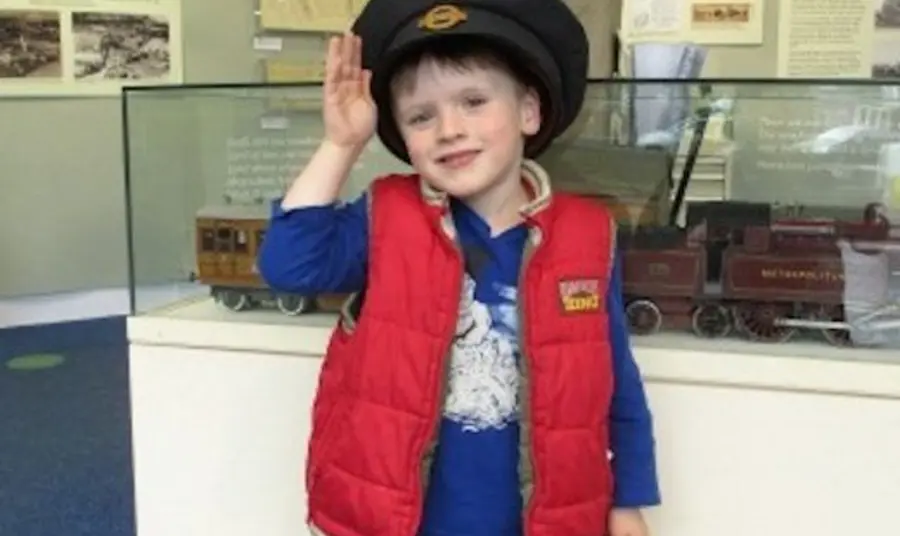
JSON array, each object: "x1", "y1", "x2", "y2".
[{"x1": 323, "y1": 32, "x2": 376, "y2": 149}]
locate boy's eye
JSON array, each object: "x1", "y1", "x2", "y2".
[
  {"x1": 407, "y1": 112, "x2": 431, "y2": 125},
  {"x1": 464, "y1": 96, "x2": 486, "y2": 107}
]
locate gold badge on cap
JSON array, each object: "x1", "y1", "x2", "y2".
[{"x1": 418, "y1": 4, "x2": 468, "y2": 31}]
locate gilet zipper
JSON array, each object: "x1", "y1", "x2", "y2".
[{"x1": 518, "y1": 225, "x2": 542, "y2": 536}]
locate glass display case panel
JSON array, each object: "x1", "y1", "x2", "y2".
[
  {"x1": 122, "y1": 83, "x2": 407, "y2": 320},
  {"x1": 123, "y1": 80, "x2": 900, "y2": 361},
  {"x1": 541, "y1": 79, "x2": 900, "y2": 361}
]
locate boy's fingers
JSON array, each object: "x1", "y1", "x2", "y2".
[
  {"x1": 351, "y1": 33, "x2": 362, "y2": 72},
  {"x1": 340, "y1": 32, "x2": 354, "y2": 80},
  {"x1": 324, "y1": 36, "x2": 340, "y2": 94},
  {"x1": 360, "y1": 69, "x2": 372, "y2": 100}
]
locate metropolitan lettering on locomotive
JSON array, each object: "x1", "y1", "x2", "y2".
[{"x1": 759, "y1": 267, "x2": 844, "y2": 283}]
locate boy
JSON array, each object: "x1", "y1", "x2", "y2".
[{"x1": 257, "y1": 1, "x2": 661, "y2": 535}]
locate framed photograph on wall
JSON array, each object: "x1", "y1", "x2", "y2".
[{"x1": 0, "y1": 0, "x2": 183, "y2": 97}]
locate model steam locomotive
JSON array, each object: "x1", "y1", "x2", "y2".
[{"x1": 620, "y1": 200, "x2": 899, "y2": 346}]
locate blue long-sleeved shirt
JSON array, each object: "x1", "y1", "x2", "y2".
[{"x1": 258, "y1": 193, "x2": 660, "y2": 535}]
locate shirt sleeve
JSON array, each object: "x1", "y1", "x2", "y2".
[
  {"x1": 606, "y1": 254, "x2": 662, "y2": 508},
  {"x1": 256, "y1": 193, "x2": 369, "y2": 294}
]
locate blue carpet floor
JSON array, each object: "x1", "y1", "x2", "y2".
[{"x1": 0, "y1": 316, "x2": 135, "y2": 536}]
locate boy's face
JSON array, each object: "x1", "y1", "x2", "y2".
[{"x1": 391, "y1": 60, "x2": 541, "y2": 200}]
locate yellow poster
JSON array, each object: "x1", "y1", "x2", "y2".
[
  {"x1": 0, "y1": 0, "x2": 183, "y2": 97},
  {"x1": 263, "y1": 58, "x2": 324, "y2": 82},
  {"x1": 258, "y1": 0, "x2": 366, "y2": 32}
]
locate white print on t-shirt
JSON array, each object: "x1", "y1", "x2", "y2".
[{"x1": 443, "y1": 274, "x2": 521, "y2": 433}]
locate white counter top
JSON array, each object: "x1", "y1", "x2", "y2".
[{"x1": 127, "y1": 296, "x2": 900, "y2": 400}]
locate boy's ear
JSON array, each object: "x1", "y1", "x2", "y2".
[{"x1": 519, "y1": 87, "x2": 541, "y2": 136}]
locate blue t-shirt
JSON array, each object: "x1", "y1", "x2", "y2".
[
  {"x1": 418, "y1": 199, "x2": 528, "y2": 536},
  {"x1": 257, "y1": 193, "x2": 661, "y2": 536}
]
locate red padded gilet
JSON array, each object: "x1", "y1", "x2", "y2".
[{"x1": 307, "y1": 173, "x2": 616, "y2": 536}]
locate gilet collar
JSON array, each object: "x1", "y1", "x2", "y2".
[{"x1": 418, "y1": 158, "x2": 553, "y2": 218}]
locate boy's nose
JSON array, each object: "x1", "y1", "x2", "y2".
[{"x1": 437, "y1": 110, "x2": 465, "y2": 141}]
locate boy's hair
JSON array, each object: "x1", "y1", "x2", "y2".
[{"x1": 387, "y1": 35, "x2": 549, "y2": 112}]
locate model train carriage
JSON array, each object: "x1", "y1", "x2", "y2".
[{"x1": 194, "y1": 204, "x2": 343, "y2": 316}]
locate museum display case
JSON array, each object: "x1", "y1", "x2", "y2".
[{"x1": 122, "y1": 79, "x2": 900, "y2": 361}]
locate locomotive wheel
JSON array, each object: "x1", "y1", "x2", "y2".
[
  {"x1": 217, "y1": 289, "x2": 249, "y2": 312},
  {"x1": 732, "y1": 303, "x2": 795, "y2": 343},
  {"x1": 691, "y1": 303, "x2": 731, "y2": 338},
  {"x1": 276, "y1": 294, "x2": 312, "y2": 316},
  {"x1": 625, "y1": 299, "x2": 663, "y2": 336},
  {"x1": 813, "y1": 304, "x2": 852, "y2": 347}
]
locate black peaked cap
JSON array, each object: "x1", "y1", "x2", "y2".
[{"x1": 350, "y1": 0, "x2": 589, "y2": 163}]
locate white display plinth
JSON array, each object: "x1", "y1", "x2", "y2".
[{"x1": 128, "y1": 296, "x2": 900, "y2": 536}]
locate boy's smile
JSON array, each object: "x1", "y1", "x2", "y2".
[{"x1": 436, "y1": 148, "x2": 481, "y2": 170}]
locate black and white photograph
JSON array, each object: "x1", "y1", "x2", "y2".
[
  {"x1": 0, "y1": 9, "x2": 61, "y2": 79},
  {"x1": 871, "y1": 32, "x2": 900, "y2": 78},
  {"x1": 876, "y1": 0, "x2": 900, "y2": 28},
  {"x1": 72, "y1": 12, "x2": 169, "y2": 81}
]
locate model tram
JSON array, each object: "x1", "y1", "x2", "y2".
[{"x1": 192, "y1": 204, "x2": 347, "y2": 316}]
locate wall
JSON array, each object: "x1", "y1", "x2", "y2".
[
  {"x1": 616, "y1": 0, "x2": 782, "y2": 77},
  {"x1": 697, "y1": 0, "x2": 780, "y2": 77},
  {"x1": 0, "y1": 0, "x2": 327, "y2": 297}
]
